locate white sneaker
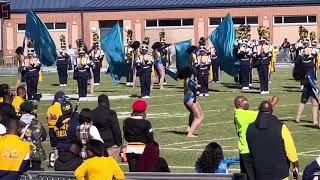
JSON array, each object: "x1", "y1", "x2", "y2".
[
  {"x1": 301, "y1": 85, "x2": 304, "y2": 90},
  {"x1": 264, "y1": 91, "x2": 270, "y2": 94},
  {"x1": 249, "y1": 84, "x2": 253, "y2": 87},
  {"x1": 142, "y1": 96, "x2": 150, "y2": 99},
  {"x1": 242, "y1": 87, "x2": 250, "y2": 90},
  {"x1": 204, "y1": 93, "x2": 209, "y2": 97},
  {"x1": 261, "y1": 91, "x2": 269, "y2": 95},
  {"x1": 59, "y1": 84, "x2": 64, "y2": 87},
  {"x1": 269, "y1": 81, "x2": 272, "y2": 84},
  {"x1": 126, "y1": 82, "x2": 131, "y2": 86},
  {"x1": 64, "y1": 84, "x2": 68, "y2": 87},
  {"x1": 79, "y1": 97, "x2": 87, "y2": 101},
  {"x1": 94, "y1": 83, "x2": 100, "y2": 86},
  {"x1": 211, "y1": 81, "x2": 216, "y2": 84},
  {"x1": 163, "y1": 82, "x2": 167, "y2": 85}
]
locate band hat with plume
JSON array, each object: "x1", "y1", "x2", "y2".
[
  {"x1": 199, "y1": 37, "x2": 206, "y2": 46},
  {"x1": 299, "y1": 25, "x2": 309, "y2": 40},
  {"x1": 159, "y1": 29, "x2": 166, "y2": 42},
  {"x1": 125, "y1": 27, "x2": 133, "y2": 45},
  {"x1": 199, "y1": 45, "x2": 208, "y2": 52},
  {"x1": 27, "y1": 39, "x2": 35, "y2": 55},
  {"x1": 310, "y1": 31, "x2": 317, "y2": 44},
  {"x1": 76, "y1": 39, "x2": 85, "y2": 54},
  {"x1": 235, "y1": 24, "x2": 251, "y2": 40},
  {"x1": 257, "y1": 26, "x2": 270, "y2": 42},
  {"x1": 60, "y1": 34, "x2": 66, "y2": 49},
  {"x1": 141, "y1": 37, "x2": 150, "y2": 50}
]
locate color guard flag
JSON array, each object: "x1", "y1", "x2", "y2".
[
  {"x1": 100, "y1": 22, "x2": 127, "y2": 85},
  {"x1": 25, "y1": 9, "x2": 57, "y2": 66},
  {"x1": 210, "y1": 14, "x2": 239, "y2": 77}
]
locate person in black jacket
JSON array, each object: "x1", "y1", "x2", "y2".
[
  {"x1": 123, "y1": 100, "x2": 154, "y2": 172},
  {"x1": 91, "y1": 94, "x2": 122, "y2": 161},
  {"x1": 54, "y1": 101, "x2": 82, "y2": 171}
]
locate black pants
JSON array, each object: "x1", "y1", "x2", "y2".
[
  {"x1": 240, "y1": 153, "x2": 255, "y2": 180},
  {"x1": 77, "y1": 76, "x2": 88, "y2": 97},
  {"x1": 26, "y1": 76, "x2": 39, "y2": 100},
  {"x1": 93, "y1": 67, "x2": 101, "y2": 83},
  {"x1": 57, "y1": 65, "x2": 68, "y2": 85},
  {"x1": 240, "y1": 65, "x2": 250, "y2": 88},
  {"x1": 126, "y1": 153, "x2": 141, "y2": 172},
  {"x1": 30, "y1": 160, "x2": 42, "y2": 171},
  {"x1": 212, "y1": 61, "x2": 220, "y2": 82},
  {"x1": 249, "y1": 66, "x2": 253, "y2": 85},
  {"x1": 198, "y1": 68, "x2": 209, "y2": 94},
  {"x1": 127, "y1": 64, "x2": 134, "y2": 83},
  {"x1": 140, "y1": 72, "x2": 151, "y2": 97},
  {"x1": 257, "y1": 65, "x2": 269, "y2": 91}
]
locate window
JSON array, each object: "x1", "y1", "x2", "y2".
[
  {"x1": 18, "y1": 24, "x2": 26, "y2": 31},
  {"x1": 17, "y1": 22, "x2": 67, "y2": 31},
  {"x1": 55, "y1": 23, "x2": 67, "y2": 30},
  {"x1": 182, "y1": 19, "x2": 193, "y2": 26},
  {"x1": 247, "y1": 17, "x2": 258, "y2": 24},
  {"x1": 274, "y1": 15, "x2": 317, "y2": 24},
  {"x1": 209, "y1": 18, "x2": 222, "y2": 26},
  {"x1": 159, "y1": 19, "x2": 181, "y2": 26},
  {"x1": 209, "y1": 16, "x2": 258, "y2": 26},
  {"x1": 146, "y1": 20, "x2": 157, "y2": 27},
  {"x1": 145, "y1": 19, "x2": 193, "y2": 28},
  {"x1": 45, "y1": 23, "x2": 54, "y2": 30},
  {"x1": 232, "y1": 17, "x2": 246, "y2": 25},
  {"x1": 99, "y1": 20, "x2": 123, "y2": 28}
]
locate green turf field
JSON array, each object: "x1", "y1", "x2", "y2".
[{"x1": 1, "y1": 69, "x2": 319, "y2": 176}]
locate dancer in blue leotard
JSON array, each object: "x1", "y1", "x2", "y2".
[{"x1": 184, "y1": 80, "x2": 203, "y2": 137}]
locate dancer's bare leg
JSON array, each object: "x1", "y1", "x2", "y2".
[
  {"x1": 296, "y1": 103, "x2": 305, "y2": 123},
  {"x1": 132, "y1": 68, "x2": 137, "y2": 88},
  {"x1": 311, "y1": 97, "x2": 319, "y2": 125},
  {"x1": 159, "y1": 64, "x2": 165, "y2": 89},
  {"x1": 187, "y1": 102, "x2": 203, "y2": 137}
]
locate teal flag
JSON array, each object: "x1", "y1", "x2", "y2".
[
  {"x1": 100, "y1": 22, "x2": 127, "y2": 85},
  {"x1": 210, "y1": 14, "x2": 238, "y2": 77},
  {"x1": 25, "y1": 9, "x2": 57, "y2": 66},
  {"x1": 175, "y1": 40, "x2": 192, "y2": 80}
]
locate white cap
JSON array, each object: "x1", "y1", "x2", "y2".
[{"x1": 0, "y1": 124, "x2": 6, "y2": 135}]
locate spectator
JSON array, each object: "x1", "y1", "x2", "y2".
[
  {"x1": 281, "y1": 38, "x2": 291, "y2": 63},
  {"x1": 54, "y1": 101, "x2": 82, "y2": 171},
  {"x1": 67, "y1": 44, "x2": 75, "y2": 68},
  {"x1": 12, "y1": 85, "x2": 26, "y2": 114},
  {"x1": 75, "y1": 139, "x2": 125, "y2": 180},
  {"x1": 19, "y1": 101, "x2": 47, "y2": 171},
  {"x1": 76, "y1": 108, "x2": 103, "y2": 160},
  {"x1": 123, "y1": 100, "x2": 154, "y2": 172},
  {"x1": 135, "y1": 141, "x2": 170, "y2": 172},
  {"x1": 47, "y1": 91, "x2": 65, "y2": 148},
  {"x1": 0, "y1": 84, "x2": 10, "y2": 103},
  {"x1": 234, "y1": 96, "x2": 257, "y2": 180},
  {"x1": 303, "y1": 157, "x2": 320, "y2": 180},
  {"x1": 0, "y1": 119, "x2": 30, "y2": 179},
  {"x1": 195, "y1": 142, "x2": 239, "y2": 173},
  {"x1": 247, "y1": 101, "x2": 299, "y2": 180},
  {"x1": 0, "y1": 103, "x2": 17, "y2": 128},
  {"x1": 91, "y1": 94, "x2": 122, "y2": 161}
]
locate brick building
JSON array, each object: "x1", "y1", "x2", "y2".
[{"x1": 2, "y1": 0, "x2": 320, "y2": 57}]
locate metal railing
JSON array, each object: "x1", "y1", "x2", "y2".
[{"x1": 22, "y1": 171, "x2": 247, "y2": 180}]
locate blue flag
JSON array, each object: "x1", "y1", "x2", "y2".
[
  {"x1": 175, "y1": 40, "x2": 192, "y2": 80},
  {"x1": 25, "y1": 9, "x2": 57, "y2": 66},
  {"x1": 210, "y1": 14, "x2": 239, "y2": 77},
  {"x1": 100, "y1": 22, "x2": 127, "y2": 85}
]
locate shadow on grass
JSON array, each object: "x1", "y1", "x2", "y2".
[
  {"x1": 163, "y1": 130, "x2": 187, "y2": 135},
  {"x1": 300, "y1": 124, "x2": 320, "y2": 129},
  {"x1": 283, "y1": 86, "x2": 300, "y2": 89},
  {"x1": 241, "y1": 91, "x2": 261, "y2": 94},
  {"x1": 221, "y1": 83, "x2": 240, "y2": 89},
  {"x1": 130, "y1": 94, "x2": 140, "y2": 98},
  {"x1": 99, "y1": 90, "x2": 116, "y2": 93},
  {"x1": 50, "y1": 83, "x2": 60, "y2": 86}
]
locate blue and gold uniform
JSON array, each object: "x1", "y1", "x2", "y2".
[
  {"x1": 57, "y1": 35, "x2": 70, "y2": 86},
  {"x1": 22, "y1": 55, "x2": 41, "y2": 101},
  {"x1": 237, "y1": 40, "x2": 252, "y2": 90},
  {"x1": 89, "y1": 44, "x2": 104, "y2": 85},
  {"x1": 75, "y1": 52, "x2": 90, "y2": 101},
  {"x1": 256, "y1": 40, "x2": 273, "y2": 94},
  {"x1": 137, "y1": 44, "x2": 154, "y2": 98}
]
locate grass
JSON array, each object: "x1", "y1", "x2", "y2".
[{"x1": 1, "y1": 69, "x2": 319, "y2": 175}]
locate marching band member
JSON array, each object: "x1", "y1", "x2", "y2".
[
  {"x1": 56, "y1": 35, "x2": 70, "y2": 87},
  {"x1": 75, "y1": 48, "x2": 91, "y2": 101},
  {"x1": 152, "y1": 42, "x2": 165, "y2": 89},
  {"x1": 195, "y1": 46, "x2": 211, "y2": 96},
  {"x1": 256, "y1": 26, "x2": 272, "y2": 94},
  {"x1": 89, "y1": 34, "x2": 104, "y2": 86},
  {"x1": 310, "y1": 31, "x2": 319, "y2": 81},
  {"x1": 210, "y1": 46, "x2": 220, "y2": 83},
  {"x1": 159, "y1": 30, "x2": 169, "y2": 85},
  {"x1": 125, "y1": 29, "x2": 134, "y2": 86},
  {"x1": 137, "y1": 38, "x2": 154, "y2": 98},
  {"x1": 22, "y1": 40, "x2": 42, "y2": 101},
  {"x1": 237, "y1": 39, "x2": 252, "y2": 90}
]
